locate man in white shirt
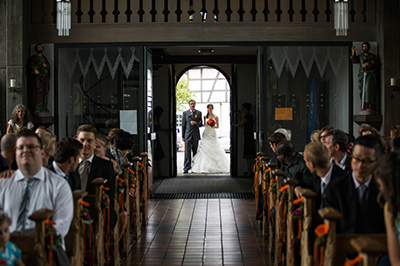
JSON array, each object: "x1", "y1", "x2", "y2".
[{"x1": 0, "y1": 129, "x2": 73, "y2": 240}]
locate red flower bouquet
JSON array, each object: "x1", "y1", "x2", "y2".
[{"x1": 207, "y1": 119, "x2": 216, "y2": 127}]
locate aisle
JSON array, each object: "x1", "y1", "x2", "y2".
[{"x1": 122, "y1": 198, "x2": 271, "y2": 265}]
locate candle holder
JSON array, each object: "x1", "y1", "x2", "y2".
[
  {"x1": 390, "y1": 78, "x2": 400, "y2": 91},
  {"x1": 9, "y1": 79, "x2": 18, "y2": 93}
]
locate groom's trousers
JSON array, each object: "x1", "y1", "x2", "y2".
[{"x1": 184, "y1": 138, "x2": 199, "y2": 171}]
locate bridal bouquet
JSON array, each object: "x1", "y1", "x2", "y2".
[{"x1": 207, "y1": 119, "x2": 216, "y2": 127}]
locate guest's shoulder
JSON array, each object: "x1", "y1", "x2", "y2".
[{"x1": 329, "y1": 172, "x2": 351, "y2": 188}]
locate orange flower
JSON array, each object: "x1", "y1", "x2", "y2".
[
  {"x1": 293, "y1": 198, "x2": 304, "y2": 204},
  {"x1": 80, "y1": 200, "x2": 90, "y2": 207},
  {"x1": 45, "y1": 219, "x2": 55, "y2": 226},
  {"x1": 138, "y1": 163, "x2": 144, "y2": 167},
  {"x1": 117, "y1": 177, "x2": 125, "y2": 182},
  {"x1": 344, "y1": 256, "x2": 362, "y2": 266},
  {"x1": 265, "y1": 168, "x2": 271, "y2": 173},
  {"x1": 280, "y1": 185, "x2": 289, "y2": 192},
  {"x1": 314, "y1": 224, "x2": 329, "y2": 237},
  {"x1": 101, "y1": 185, "x2": 110, "y2": 191},
  {"x1": 255, "y1": 156, "x2": 260, "y2": 161},
  {"x1": 128, "y1": 169, "x2": 135, "y2": 175},
  {"x1": 195, "y1": 115, "x2": 197, "y2": 118}
]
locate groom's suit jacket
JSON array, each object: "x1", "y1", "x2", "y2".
[{"x1": 182, "y1": 109, "x2": 203, "y2": 141}]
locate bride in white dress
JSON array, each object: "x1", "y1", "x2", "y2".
[{"x1": 191, "y1": 104, "x2": 230, "y2": 173}]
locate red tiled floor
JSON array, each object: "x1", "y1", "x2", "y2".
[{"x1": 121, "y1": 198, "x2": 272, "y2": 265}]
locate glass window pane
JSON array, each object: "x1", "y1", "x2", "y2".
[
  {"x1": 202, "y1": 68, "x2": 218, "y2": 79},
  {"x1": 188, "y1": 69, "x2": 201, "y2": 79},
  {"x1": 189, "y1": 80, "x2": 201, "y2": 91},
  {"x1": 202, "y1": 80, "x2": 215, "y2": 90},
  {"x1": 214, "y1": 80, "x2": 228, "y2": 90},
  {"x1": 210, "y1": 91, "x2": 226, "y2": 102},
  {"x1": 202, "y1": 92, "x2": 211, "y2": 102}
]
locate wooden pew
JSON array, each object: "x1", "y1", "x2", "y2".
[
  {"x1": 273, "y1": 169, "x2": 285, "y2": 265},
  {"x1": 297, "y1": 188, "x2": 317, "y2": 266},
  {"x1": 259, "y1": 156, "x2": 270, "y2": 238},
  {"x1": 131, "y1": 156, "x2": 142, "y2": 239},
  {"x1": 140, "y1": 152, "x2": 149, "y2": 227},
  {"x1": 318, "y1": 207, "x2": 387, "y2": 266},
  {"x1": 283, "y1": 178, "x2": 298, "y2": 266},
  {"x1": 350, "y1": 236, "x2": 387, "y2": 266},
  {"x1": 11, "y1": 209, "x2": 54, "y2": 266},
  {"x1": 65, "y1": 190, "x2": 88, "y2": 265},
  {"x1": 121, "y1": 162, "x2": 133, "y2": 253},
  {"x1": 267, "y1": 163, "x2": 278, "y2": 254},
  {"x1": 83, "y1": 178, "x2": 106, "y2": 266}
]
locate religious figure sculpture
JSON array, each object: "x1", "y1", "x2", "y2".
[
  {"x1": 27, "y1": 43, "x2": 50, "y2": 112},
  {"x1": 351, "y1": 42, "x2": 378, "y2": 114}
]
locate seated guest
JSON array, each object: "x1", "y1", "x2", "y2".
[
  {"x1": 75, "y1": 124, "x2": 117, "y2": 227},
  {"x1": 318, "y1": 125, "x2": 334, "y2": 145},
  {"x1": 37, "y1": 131, "x2": 56, "y2": 167},
  {"x1": 48, "y1": 138, "x2": 82, "y2": 191},
  {"x1": 0, "y1": 134, "x2": 18, "y2": 177},
  {"x1": 95, "y1": 134, "x2": 118, "y2": 173},
  {"x1": 296, "y1": 142, "x2": 346, "y2": 209},
  {"x1": 0, "y1": 129, "x2": 73, "y2": 243},
  {"x1": 374, "y1": 152, "x2": 400, "y2": 265},
  {"x1": 110, "y1": 131, "x2": 135, "y2": 172},
  {"x1": 267, "y1": 132, "x2": 286, "y2": 166},
  {"x1": 325, "y1": 134, "x2": 385, "y2": 234},
  {"x1": 323, "y1": 129, "x2": 352, "y2": 174},
  {"x1": 310, "y1": 129, "x2": 321, "y2": 143},
  {"x1": 0, "y1": 213, "x2": 24, "y2": 266},
  {"x1": 276, "y1": 140, "x2": 309, "y2": 183},
  {"x1": 106, "y1": 128, "x2": 123, "y2": 158}
]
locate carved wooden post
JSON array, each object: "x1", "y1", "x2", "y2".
[
  {"x1": 267, "y1": 163, "x2": 277, "y2": 254},
  {"x1": 260, "y1": 156, "x2": 270, "y2": 238},
  {"x1": 273, "y1": 169, "x2": 285, "y2": 266},
  {"x1": 284, "y1": 178, "x2": 298, "y2": 266},
  {"x1": 350, "y1": 236, "x2": 388, "y2": 266},
  {"x1": 122, "y1": 162, "x2": 132, "y2": 252},
  {"x1": 29, "y1": 209, "x2": 54, "y2": 266},
  {"x1": 113, "y1": 174, "x2": 121, "y2": 265},
  {"x1": 91, "y1": 178, "x2": 106, "y2": 266},
  {"x1": 140, "y1": 152, "x2": 149, "y2": 226},
  {"x1": 132, "y1": 156, "x2": 142, "y2": 238},
  {"x1": 66, "y1": 190, "x2": 87, "y2": 266},
  {"x1": 299, "y1": 188, "x2": 317, "y2": 266},
  {"x1": 318, "y1": 207, "x2": 342, "y2": 266}
]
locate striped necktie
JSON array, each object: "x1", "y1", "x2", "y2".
[{"x1": 16, "y1": 177, "x2": 35, "y2": 231}]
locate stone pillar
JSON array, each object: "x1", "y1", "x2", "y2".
[
  {"x1": 0, "y1": 0, "x2": 25, "y2": 134},
  {"x1": 378, "y1": 0, "x2": 400, "y2": 135}
]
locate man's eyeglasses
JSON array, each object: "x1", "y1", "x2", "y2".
[
  {"x1": 16, "y1": 144, "x2": 42, "y2": 150},
  {"x1": 351, "y1": 155, "x2": 377, "y2": 165}
]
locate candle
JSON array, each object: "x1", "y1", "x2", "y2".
[
  {"x1": 9, "y1": 79, "x2": 16, "y2": 88},
  {"x1": 390, "y1": 78, "x2": 397, "y2": 86}
]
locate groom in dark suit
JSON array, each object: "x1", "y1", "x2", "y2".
[{"x1": 182, "y1": 100, "x2": 203, "y2": 173}]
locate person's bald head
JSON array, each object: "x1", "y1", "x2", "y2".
[{"x1": 1, "y1": 134, "x2": 17, "y2": 153}]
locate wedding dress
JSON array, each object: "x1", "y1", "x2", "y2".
[{"x1": 191, "y1": 122, "x2": 230, "y2": 173}]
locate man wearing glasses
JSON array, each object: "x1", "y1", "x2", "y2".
[
  {"x1": 0, "y1": 129, "x2": 73, "y2": 246},
  {"x1": 324, "y1": 134, "x2": 385, "y2": 234}
]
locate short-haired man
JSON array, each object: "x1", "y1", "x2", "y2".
[
  {"x1": 276, "y1": 140, "x2": 309, "y2": 183},
  {"x1": 75, "y1": 124, "x2": 117, "y2": 226},
  {"x1": 325, "y1": 134, "x2": 385, "y2": 234},
  {"x1": 0, "y1": 129, "x2": 73, "y2": 241},
  {"x1": 268, "y1": 132, "x2": 286, "y2": 165},
  {"x1": 323, "y1": 129, "x2": 352, "y2": 174},
  {"x1": 0, "y1": 134, "x2": 18, "y2": 175},
  {"x1": 48, "y1": 138, "x2": 83, "y2": 191},
  {"x1": 296, "y1": 142, "x2": 346, "y2": 209},
  {"x1": 181, "y1": 100, "x2": 203, "y2": 173},
  {"x1": 318, "y1": 125, "x2": 334, "y2": 145}
]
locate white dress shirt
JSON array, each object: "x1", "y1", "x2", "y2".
[{"x1": 0, "y1": 167, "x2": 73, "y2": 240}]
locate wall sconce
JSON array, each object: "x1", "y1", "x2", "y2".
[
  {"x1": 390, "y1": 78, "x2": 400, "y2": 91},
  {"x1": 9, "y1": 79, "x2": 17, "y2": 93}
]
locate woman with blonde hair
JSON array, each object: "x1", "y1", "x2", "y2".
[
  {"x1": 38, "y1": 131, "x2": 56, "y2": 167},
  {"x1": 95, "y1": 134, "x2": 119, "y2": 173}
]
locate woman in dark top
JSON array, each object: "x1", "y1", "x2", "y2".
[{"x1": 234, "y1": 103, "x2": 256, "y2": 177}]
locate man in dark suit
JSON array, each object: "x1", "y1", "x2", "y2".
[
  {"x1": 76, "y1": 124, "x2": 117, "y2": 227},
  {"x1": 0, "y1": 134, "x2": 18, "y2": 177},
  {"x1": 276, "y1": 140, "x2": 308, "y2": 183},
  {"x1": 324, "y1": 129, "x2": 352, "y2": 174},
  {"x1": 296, "y1": 142, "x2": 346, "y2": 210},
  {"x1": 48, "y1": 138, "x2": 82, "y2": 191},
  {"x1": 325, "y1": 134, "x2": 385, "y2": 234},
  {"x1": 181, "y1": 99, "x2": 203, "y2": 173}
]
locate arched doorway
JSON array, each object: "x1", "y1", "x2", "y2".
[{"x1": 175, "y1": 66, "x2": 231, "y2": 175}]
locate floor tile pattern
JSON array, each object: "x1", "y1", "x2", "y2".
[{"x1": 122, "y1": 199, "x2": 271, "y2": 265}]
